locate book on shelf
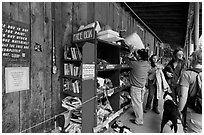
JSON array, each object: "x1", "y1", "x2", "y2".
[
  {"x1": 64, "y1": 63, "x2": 81, "y2": 77},
  {"x1": 64, "y1": 46, "x2": 82, "y2": 60},
  {"x1": 65, "y1": 47, "x2": 82, "y2": 60},
  {"x1": 64, "y1": 46, "x2": 72, "y2": 60},
  {"x1": 63, "y1": 79, "x2": 80, "y2": 94}
]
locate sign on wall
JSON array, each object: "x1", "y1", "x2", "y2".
[
  {"x1": 82, "y1": 64, "x2": 95, "y2": 80},
  {"x1": 2, "y1": 19, "x2": 30, "y2": 63},
  {"x1": 5, "y1": 67, "x2": 29, "y2": 93},
  {"x1": 73, "y1": 28, "x2": 95, "y2": 43}
]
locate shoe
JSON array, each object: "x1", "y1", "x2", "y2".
[
  {"x1": 129, "y1": 119, "x2": 143, "y2": 126},
  {"x1": 152, "y1": 108, "x2": 160, "y2": 114},
  {"x1": 131, "y1": 112, "x2": 135, "y2": 117},
  {"x1": 144, "y1": 108, "x2": 150, "y2": 113},
  {"x1": 143, "y1": 110, "x2": 147, "y2": 113},
  {"x1": 177, "y1": 119, "x2": 182, "y2": 124}
]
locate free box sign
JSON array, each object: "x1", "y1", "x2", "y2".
[{"x1": 73, "y1": 28, "x2": 95, "y2": 43}]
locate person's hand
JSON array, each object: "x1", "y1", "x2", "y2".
[{"x1": 166, "y1": 72, "x2": 173, "y2": 78}]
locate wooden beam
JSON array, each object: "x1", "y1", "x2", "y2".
[
  {"x1": 141, "y1": 17, "x2": 187, "y2": 22},
  {"x1": 132, "y1": 8, "x2": 187, "y2": 13},
  {"x1": 148, "y1": 23, "x2": 187, "y2": 27},
  {"x1": 127, "y1": 2, "x2": 186, "y2": 8},
  {"x1": 135, "y1": 13, "x2": 185, "y2": 17}
]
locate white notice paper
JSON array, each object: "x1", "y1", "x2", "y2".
[
  {"x1": 5, "y1": 67, "x2": 29, "y2": 93},
  {"x1": 82, "y1": 64, "x2": 95, "y2": 80}
]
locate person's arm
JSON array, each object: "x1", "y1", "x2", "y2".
[
  {"x1": 178, "y1": 71, "x2": 190, "y2": 112},
  {"x1": 123, "y1": 51, "x2": 137, "y2": 66},
  {"x1": 163, "y1": 65, "x2": 174, "y2": 78},
  {"x1": 178, "y1": 86, "x2": 189, "y2": 112}
]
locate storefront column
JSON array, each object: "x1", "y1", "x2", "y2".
[{"x1": 194, "y1": 2, "x2": 199, "y2": 50}]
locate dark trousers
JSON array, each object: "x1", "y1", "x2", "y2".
[
  {"x1": 145, "y1": 79, "x2": 158, "y2": 110},
  {"x1": 170, "y1": 85, "x2": 179, "y2": 104}
]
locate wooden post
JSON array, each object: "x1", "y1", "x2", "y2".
[
  {"x1": 194, "y1": 2, "x2": 199, "y2": 50},
  {"x1": 82, "y1": 41, "x2": 97, "y2": 133}
]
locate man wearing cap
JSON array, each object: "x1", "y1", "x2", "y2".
[
  {"x1": 124, "y1": 48, "x2": 150, "y2": 126},
  {"x1": 178, "y1": 49, "x2": 202, "y2": 133}
]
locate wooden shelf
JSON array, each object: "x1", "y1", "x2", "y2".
[
  {"x1": 61, "y1": 29, "x2": 131, "y2": 133},
  {"x1": 97, "y1": 85, "x2": 131, "y2": 99},
  {"x1": 61, "y1": 75, "x2": 82, "y2": 80},
  {"x1": 63, "y1": 59, "x2": 82, "y2": 63},
  {"x1": 120, "y1": 65, "x2": 132, "y2": 71},
  {"x1": 97, "y1": 64, "x2": 120, "y2": 72},
  {"x1": 97, "y1": 39, "x2": 121, "y2": 48},
  {"x1": 62, "y1": 90, "x2": 82, "y2": 98}
]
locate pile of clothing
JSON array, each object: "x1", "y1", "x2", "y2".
[
  {"x1": 62, "y1": 96, "x2": 82, "y2": 110},
  {"x1": 111, "y1": 120, "x2": 131, "y2": 133},
  {"x1": 97, "y1": 58, "x2": 109, "y2": 65},
  {"x1": 97, "y1": 98, "x2": 113, "y2": 126},
  {"x1": 97, "y1": 77, "x2": 113, "y2": 93},
  {"x1": 120, "y1": 72, "x2": 130, "y2": 86},
  {"x1": 120, "y1": 91, "x2": 131, "y2": 108},
  {"x1": 53, "y1": 110, "x2": 82, "y2": 133}
]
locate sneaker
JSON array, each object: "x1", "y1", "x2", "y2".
[
  {"x1": 152, "y1": 108, "x2": 160, "y2": 114},
  {"x1": 144, "y1": 108, "x2": 150, "y2": 113},
  {"x1": 129, "y1": 119, "x2": 143, "y2": 126}
]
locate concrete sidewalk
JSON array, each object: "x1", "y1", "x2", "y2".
[{"x1": 108, "y1": 90, "x2": 184, "y2": 133}]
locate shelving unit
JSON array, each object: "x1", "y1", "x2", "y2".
[{"x1": 60, "y1": 28, "x2": 131, "y2": 133}]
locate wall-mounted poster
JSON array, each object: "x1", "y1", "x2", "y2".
[
  {"x1": 5, "y1": 67, "x2": 29, "y2": 93},
  {"x1": 2, "y1": 18, "x2": 30, "y2": 63}
]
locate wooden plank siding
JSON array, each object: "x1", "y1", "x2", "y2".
[
  {"x1": 2, "y1": 2, "x2": 22, "y2": 133},
  {"x1": 42, "y1": 2, "x2": 52, "y2": 132},
  {"x1": 30, "y1": 2, "x2": 46, "y2": 132},
  {"x1": 18, "y1": 2, "x2": 31, "y2": 133},
  {"x1": 2, "y1": 2, "x2": 160, "y2": 133}
]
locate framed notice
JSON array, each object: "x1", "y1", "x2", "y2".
[
  {"x1": 82, "y1": 64, "x2": 95, "y2": 80},
  {"x1": 5, "y1": 67, "x2": 29, "y2": 93}
]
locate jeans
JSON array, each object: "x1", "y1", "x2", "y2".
[
  {"x1": 184, "y1": 107, "x2": 202, "y2": 133},
  {"x1": 130, "y1": 86, "x2": 145, "y2": 124},
  {"x1": 145, "y1": 79, "x2": 158, "y2": 110}
]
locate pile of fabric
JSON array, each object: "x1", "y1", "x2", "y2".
[
  {"x1": 62, "y1": 96, "x2": 82, "y2": 110},
  {"x1": 120, "y1": 72, "x2": 130, "y2": 86}
]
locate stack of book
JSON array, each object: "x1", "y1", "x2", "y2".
[
  {"x1": 64, "y1": 63, "x2": 81, "y2": 77},
  {"x1": 63, "y1": 79, "x2": 80, "y2": 93},
  {"x1": 64, "y1": 46, "x2": 82, "y2": 60}
]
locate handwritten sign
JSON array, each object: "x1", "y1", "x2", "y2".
[
  {"x1": 82, "y1": 64, "x2": 95, "y2": 80},
  {"x1": 5, "y1": 67, "x2": 29, "y2": 93},
  {"x1": 73, "y1": 28, "x2": 95, "y2": 43},
  {"x1": 2, "y1": 19, "x2": 30, "y2": 62}
]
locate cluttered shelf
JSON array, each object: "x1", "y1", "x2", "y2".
[
  {"x1": 97, "y1": 64, "x2": 120, "y2": 72},
  {"x1": 97, "y1": 85, "x2": 131, "y2": 99},
  {"x1": 63, "y1": 59, "x2": 82, "y2": 63},
  {"x1": 97, "y1": 64, "x2": 131, "y2": 71},
  {"x1": 97, "y1": 39, "x2": 122, "y2": 48},
  {"x1": 61, "y1": 75, "x2": 82, "y2": 80},
  {"x1": 60, "y1": 20, "x2": 133, "y2": 133},
  {"x1": 120, "y1": 64, "x2": 132, "y2": 70}
]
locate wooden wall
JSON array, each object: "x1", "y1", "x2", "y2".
[
  {"x1": 94, "y1": 2, "x2": 156, "y2": 52},
  {"x1": 2, "y1": 2, "x2": 159, "y2": 133}
]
